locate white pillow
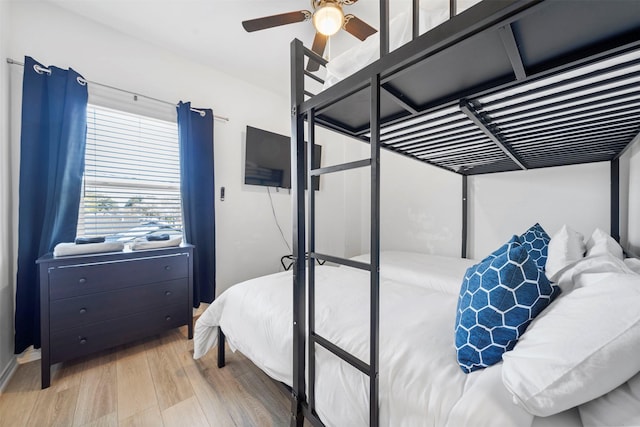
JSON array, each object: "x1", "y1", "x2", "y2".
[
  {"x1": 579, "y1": 370, "x2": 640, "y2": 427},
  {"x1": 624, "y1": 257, "x2": 640, "y2": 274},
  {"x1": 545, "y1": 225, "x2": 585, "y2": 285},
  {"x1": 585, "y1": 228, "x2": 624, "y2": 259},
  {"x1": 501, "y1": 273, "x2": 640, "y2": 417},
  {"x1": 554, "y1": 252, "x2": 634, "y2": 292}
]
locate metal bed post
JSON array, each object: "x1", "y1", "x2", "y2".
[
  {"x1": 380, "y1": 0, "x2": 389, "y2": 57},
  {"x1": 370, "y1": 73, "x2": 382, "y2": 427},
  {"x1": 412, "y1": 0, "x2": 420, "y2": 40},
  {"x1": 217, "y1": 328, "x2": 226, "y2": 368},
  {"x1": 290, "y1": 38, "x2": 307, "y2": 427},
  {"x1": 461, "y1": 174, "x2": 468, "y2": 258},
  {"x1": 307, "y1": 109, "x2": 317, "y2": 416},
  {"x1": 611, "y1": 158, "x2": 620, "y2": 242}
]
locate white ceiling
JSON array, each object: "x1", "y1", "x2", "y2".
[{"x1": 45, "y1": 0, "x2": 389, "y2": 93}]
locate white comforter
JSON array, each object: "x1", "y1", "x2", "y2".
[{"x1": 194, "y1": 252, "x2": 581, "y2": 426}]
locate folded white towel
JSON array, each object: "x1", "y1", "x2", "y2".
[
  {"x1": 53, "y1": 241, "x2": 125, "y2": 257},
  {"x1": 130, "y1": 236, "x2": 182, "y2": 251}
]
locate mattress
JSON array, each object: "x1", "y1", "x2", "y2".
[{"x1": 194, "y1": 251, "x2": 583, "y2": 426}]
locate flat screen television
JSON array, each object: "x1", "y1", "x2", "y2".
[{"x1": 244, "y1": 125, "x2": 321, "y2": 190}]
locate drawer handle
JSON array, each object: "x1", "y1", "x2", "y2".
[
  {"x1": 164, "y1": 265, "x2": 171, "y2": 271},
  {"x1": 165, "y1": 315, "x2": 172, "y2": 321},
  {"x1": 165, "y1": 291, "x2": 172, "y2": 296},
  {"x1": 79, "y1": 308, "x2": 87, "y2": 314},
  {"x1": 79, "y1": 337, "x2": 87, "y2": 345},
  {"x1": 78, "y1": 277, "x2": 87, "y2": 284}
]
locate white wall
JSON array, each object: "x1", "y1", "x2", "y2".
[
  {"x1": 379, "y1": 150, "x2": 461, "y2": 256},
  {"x1": 351, "y1": 155, "x2": 613, "y2": 260},
  {"x1": 347, "y1": 144, "x2": 614, "y2": 261},
  {"x1": 0, "y1": 0, "x2": 17, "y2": 390},
  {"x1": 469, "y1": 162, "x2": 610, "y2": 258}
]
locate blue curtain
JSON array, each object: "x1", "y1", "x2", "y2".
[
  {"x1": 14, "y1": 57, "x2": 88, "y2": 354},
  {"x1": 177, "y1": 102, "x2": 216, "y2": 306}
]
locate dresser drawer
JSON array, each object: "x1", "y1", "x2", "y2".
[
  {"x1": 50, "y1": 279, "x2": 188, "y2": 332},
  {"x1": 50, "y1": 303, "x2": 188, "y2": 364},
  {"x1": 48, "y1": 253, "x2": 189, "y2": 300}
]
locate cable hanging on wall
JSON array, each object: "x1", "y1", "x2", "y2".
[{"x1": 267, "y1": 186, "x2": 291, "y2": 253}]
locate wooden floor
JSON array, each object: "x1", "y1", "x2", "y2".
[{"x1": 0, "y1": 326, "x2": 299, "y2": 427}]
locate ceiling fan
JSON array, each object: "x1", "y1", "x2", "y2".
[{"x1": 242, "y1": 0, "x2": 377, "y2": 71}]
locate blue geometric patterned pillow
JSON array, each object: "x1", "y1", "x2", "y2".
[
  {"x1": 519, "y1": 223, "x2": 551, "y2": 271},
  {"x1": 455, "y1": 236, "x2": 558, "y2": 374}
]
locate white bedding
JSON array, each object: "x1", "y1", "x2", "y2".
[
  {"x1": 323, "y1": 9, "x2": 449, "y2": 89},
  {"x1": 350, "y1": 251, "x2": 477, "y2": 294},
  {"x1": 194, "y1": 252, "x2": 583, "y2": 426}
]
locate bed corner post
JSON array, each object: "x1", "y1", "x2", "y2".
[
  {"x1": 217, "y1": 328, "x2": 226, "y2": 368},
  {"x1": 411, "y1": 0, "x2": 419, "y2": 40},
  {"x1": 370, "y1": 73, "x2": 382, "y2": 427},
  {"x1": 380, "y1": 0, "x2": 389, "y2": 56},
  {"x1": 611, "y1": 158, "x2": 620, "y2": 242},
  {"x1": 462, "y1": 174, "x2": 468, "y2": 258},
  {"x1": 290, "y1": 38, "x2": 307, "y2": 427}
]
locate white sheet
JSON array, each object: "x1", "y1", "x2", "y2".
[
  {"x1": 194, "y1": 253, "x2": 583, "y2": 426},
  {"x1": 351, "y1": 251, "x2": 477, "y2": 294},
  {"x1": 323, "y1": 9, "x2": 449, "y2": 89}
]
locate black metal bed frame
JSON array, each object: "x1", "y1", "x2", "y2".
[{"x1": 287, "y1": 1, "x2": 640, "y2": 426}]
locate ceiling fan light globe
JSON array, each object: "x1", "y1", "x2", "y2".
[{"x1": 313, "y1": 3, "x2": 344, "y2": 36}]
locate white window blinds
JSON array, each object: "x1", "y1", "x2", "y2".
[{"x1": 77, "y1": 104, "x2": 182, "y2": 240}]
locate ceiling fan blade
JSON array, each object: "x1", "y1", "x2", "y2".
[
  {"x1": 242, "y1": 10, "x2": 311, "y2": 32},
  {"x1": 343, "y1": 14, "x2": 377, "y2": 41},
  {"x1": 306, "y1": 32, "x2": 328, "y2": 72}
]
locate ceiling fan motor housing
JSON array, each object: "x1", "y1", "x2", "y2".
[{"x1": 312, "y1": 1, "x2": 345, "y2": 36}]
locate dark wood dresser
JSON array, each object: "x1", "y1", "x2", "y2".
[{"x1": 37, "y1": 245, "x2": 193, "y2": 388}]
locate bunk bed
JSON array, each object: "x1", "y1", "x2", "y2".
[
  {"x1": 292, "y1": 0, "x2": 640, "y2": 425},
  {"x1": 194, "y1": 0, "x2": 640, "y2": 426}
]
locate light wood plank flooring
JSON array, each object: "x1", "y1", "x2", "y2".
[{"x1": 0, "y1": 326, "x2": 300, "y2": 427}]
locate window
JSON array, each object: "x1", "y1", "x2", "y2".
[{"x1": 77, "y1": 105, "x2": 182, "y2": 241}]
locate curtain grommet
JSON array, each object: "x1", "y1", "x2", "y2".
[{"x1": 33, "y1": 64, "x2": 52, "y2": 75}]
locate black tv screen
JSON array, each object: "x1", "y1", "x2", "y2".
[{"x1": 244, "y1": 126, "x2": 321, "y2": 190}]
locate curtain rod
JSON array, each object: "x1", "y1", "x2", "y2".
[{"x1": 6, "y1": 57, "x2": 229, "y2": 122}]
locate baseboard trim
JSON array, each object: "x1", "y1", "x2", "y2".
[{"x1": 0, "y1": 356, "x2": 17, "y2": 395}]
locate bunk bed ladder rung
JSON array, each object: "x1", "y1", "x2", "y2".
[
  {"x1": 310, "y1": 252, "x2": 372, "y2": 271},
  {"x1": 303, "y1": 46, "x2": 328, "y2": 68},
  {"x1": 312, "y1": 333, "x2": 371, "y2": 375},
  {"x1": 305, "y1": 70, "x2": 325, "y2": 85},
  {"x1": 311, "y1": 158, "x2": 372, "y2": 176}
]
